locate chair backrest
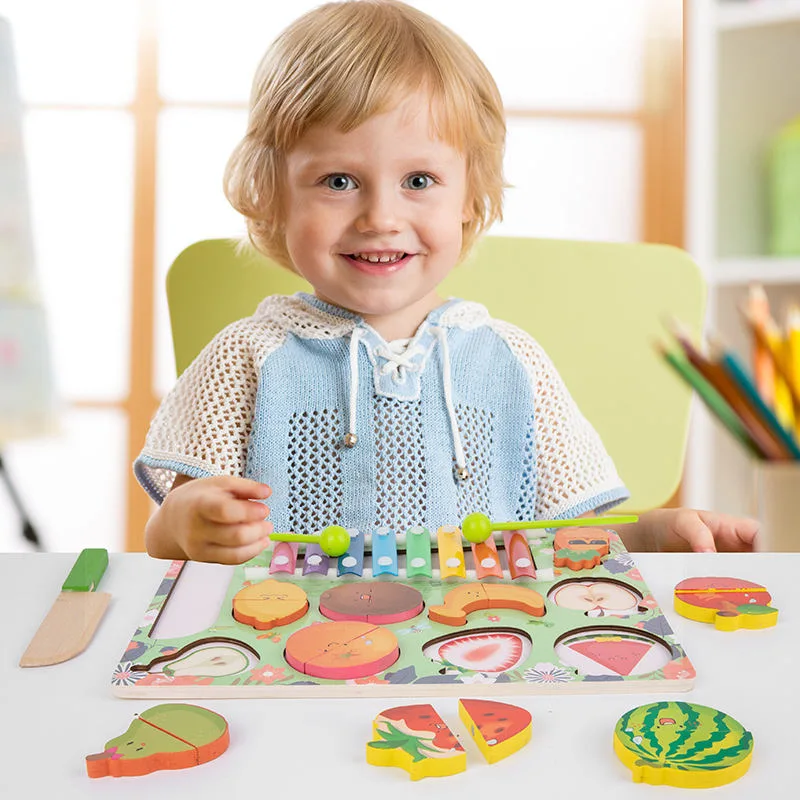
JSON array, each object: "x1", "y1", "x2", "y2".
[{"x1": 167, "y1": 236, "x2": 706, "y2": 512}]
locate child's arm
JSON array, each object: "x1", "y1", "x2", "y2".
[
  {"x1": 611, "y1": 508, "x2": 760, "y2": 553},
  {"x1": 144, "y1": 474, "x2": 273, "y2": 563}
]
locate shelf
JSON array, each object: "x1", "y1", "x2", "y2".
[
  {"x1": 710, "y1": 257, "x2": 800, "y2": 286},
  {"x1": 717, "y1": 0, "x2": 800, "y2": 30}
]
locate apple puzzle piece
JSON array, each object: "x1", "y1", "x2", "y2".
[{"x1": 673, "y1": 577, "x2": 778, "y2": 630}]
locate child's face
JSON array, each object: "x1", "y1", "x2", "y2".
[{"x1": 283, "y1": 91, "x2": 470, "y2": 338}]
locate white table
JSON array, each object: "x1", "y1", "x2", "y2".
[{"x1": 2, "y1": 552, "x2": 798, "y2": 798}]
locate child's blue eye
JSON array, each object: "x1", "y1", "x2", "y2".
[
  {"x1": 324, "y1": 174, "x2": 356, "y2": 191},
  {"x1": 404, "y1": 173, "x2": 434, "y2": 190}
]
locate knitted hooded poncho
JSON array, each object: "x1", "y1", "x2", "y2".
[{"x1": 135, "y1": 293, "x2": 628, "y2": 535}]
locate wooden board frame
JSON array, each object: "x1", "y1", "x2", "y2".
[{"x1": 112, "y1": 530, "x2": 696, "y2": 698}]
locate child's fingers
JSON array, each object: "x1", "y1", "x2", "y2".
[
  {"x1": 210, "y1": 475, "x2": 272, "y2": 500},
  {"x1": 202, "y1": 534, "x2": 272, "y2": 565},
  {"x1": 201, "y1": 495, "x2": 271, "y2": 525},
  {"x1": 675, "y1": 514, "x2": 716, "y2": 553},
  {"x1": 199, "y1": 521, "x2": 273, "y2": 564},
  {"x1": 211, "y1": 519, "x2": 274, "y2": 549}
]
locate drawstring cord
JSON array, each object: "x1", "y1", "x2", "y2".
[
  {"x1": 434, "y1": 327, "x2": 469, "y2": 480},
  {"x1": 344, "y1": 324, "x2": 469, "y2": 481},
  {"x1": 344, "y1": 327, "x2": 364, "y2": 447}
]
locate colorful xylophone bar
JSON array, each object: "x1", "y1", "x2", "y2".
[{"x1": 267, "y1": 526, "x2": 539, "y2": 581}]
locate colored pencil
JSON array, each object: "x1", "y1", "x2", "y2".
[
  {"x1": 738, "y1": 303, "x2": 800, "y2": 415},
  {"x1": 666, "y1": 319, "x2": 792, "y2": 460},
  {"x1": 786, "y1": 304, "x2": 800, "y2": 442},
  {"x1": 709, "y1": 340, "x2": 800, "y2": 459},
  {"x1": 747, "y1": 284, "x2": 775, "y2": 405},
  {"x1": 657, "y1": 343, "x2": 764, "y2": 459}
]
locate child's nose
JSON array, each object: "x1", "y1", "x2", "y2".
[{"x1": 355, "y1": 189, "x2": 402, "y2": 234}]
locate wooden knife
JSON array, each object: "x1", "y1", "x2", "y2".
[{"x1": 20, "y1": 548, "x2": 111, "y2": 668}]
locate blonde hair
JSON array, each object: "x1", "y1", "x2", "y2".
[{"x1": 224, "y1": 0, "x2": 505, "y2": 271}]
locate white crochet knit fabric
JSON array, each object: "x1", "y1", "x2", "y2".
[
  {"x1": 136, "y1": 294, "x2": 627, "y2": 529},
  {"x1": 136, "y1": 296, "x2": 355, "y2": 501}
]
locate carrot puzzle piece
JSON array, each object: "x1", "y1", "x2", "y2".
[
  {"x1": 614, "y1": 701, "x2": 753, "y2": 788},
  {"x1": 674, "y1": 577, "x2": 778, "y2": 631},
  {"x1": 284, "y1": 620, "x2": 399, "y2": 679},
  {"x1": 232, "y1": 578, "x2": 309, "y2": 630},
  {"x1": 458, "y1": 699, "x2": 532, "y2": 763},
  {"x1": 86, "y1": 703, "x2": 229, "y2": 778},
  {"x1": 552, "y1": 528, "x2": 611, "y2": 570},
  {"x1": 427, "y1": 582, "x2": 545, "y2": 626},
  {"x1": 366, "y1": 704, "x2": 466, "y2": 780}
]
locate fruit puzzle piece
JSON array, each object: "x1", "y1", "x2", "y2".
[
  {"x1": 232, "y1": 578, "x2": 309, "y2": 630},
  {"x1": 422, "y1": 627, "x2": 532, "y2": 673},
  {"x1": 552, "y1": 528, "x2": 611, "y2": 570},
  {"x1": 366, "y1": 704, "x2": 466, "y2": 780},
  {"x1": 284, "y1": 620, "x2": 399, "y2": 679},
  {"x1": 458, "y1": 699, "x2": 532, "y2": 764},
  {"x1": 614, "y1": 701, "x2": 753, "y2": 788},
  {"x1": 86, "y1": 703, "x2": 229, "y2": 778},
  {"x1": 673, "y1": 577, "x2": 778, "y2": 631},
  {"x1": 319, "y1": 581, "x2": 424, "y2": 624},
  {"x1": 427, "y1": 582, "x2": 545, "y2": 626}
]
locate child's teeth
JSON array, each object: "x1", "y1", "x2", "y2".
[{"x1": 354, "y1": 253, "x2": 403, "y2": 263}]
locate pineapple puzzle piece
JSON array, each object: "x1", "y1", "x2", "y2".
[
  {"x1": 366, "y1": 704, "x2": 466, "y2": 780},
  {"x1": 552, "y1": 528, "x2": 611, "y2": 570},
  {"x1": 86, "y1": 703, "x2": 229, "y2": 778}
]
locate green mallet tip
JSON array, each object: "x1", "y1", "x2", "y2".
[
  {"x1": 319, "y1": 525, "x2": 351, "y2": 557},
  {"x1": 461, "y1": 512, "x2": 492, "y2": 543}
]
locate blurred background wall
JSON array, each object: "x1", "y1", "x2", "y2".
[{"x1": 0, "y1": 0, "x2": 683, "y2": 552}]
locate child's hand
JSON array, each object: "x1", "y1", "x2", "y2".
[
  {"x1": 145, "y1": 476, "x2": 273, "y2": 564},
  {"x1": 624, "y1": 507, "x2": 760, "y2": 553}
]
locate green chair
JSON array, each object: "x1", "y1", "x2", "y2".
[{"x1": 166, "y1": 236, "x2": 706, "y2": 512}]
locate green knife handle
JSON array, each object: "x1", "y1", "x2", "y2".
[{"x1": 62, "y1": 548, "x2": 109, "y2": 592}]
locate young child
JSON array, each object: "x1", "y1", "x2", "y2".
[{"x1": 135, "y1": 0, "x2": 759, "y2": 564}]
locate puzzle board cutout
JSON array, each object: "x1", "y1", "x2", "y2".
[{"x1": 113, "y1": 528, "x2": 696, "y2": 697}]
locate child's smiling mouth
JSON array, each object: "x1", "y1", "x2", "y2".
[{"x1": 342, "y1": 251, "x2": 414, "y2": 274}]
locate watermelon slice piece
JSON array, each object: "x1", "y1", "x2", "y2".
[
  {"x1": 458, "y1": 699, "x2": 532, "y2": 763},
  {"x1": 569, "y1": 638, "x2": 652, "y2": 676},
  {"x1": 367, "y1": 704, "x2": 466, "y2": 780}
]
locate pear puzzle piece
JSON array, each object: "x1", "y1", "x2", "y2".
[
  {"x1": 673, "y1": 577, "x2": 778, "y2": 631},
  {"x1": 86, "y1": 703, "x2": 229, "y2": 778},
  {"x1": 366, "y1": 704, "x2": 466, "y2": 780},
  {"x1": 614, "y1": 701, "x2": 753, "y2": 788}
]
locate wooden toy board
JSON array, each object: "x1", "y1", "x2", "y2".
[{"x1": 112, "y1": 528, "x2": 696, "y2": 698}]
